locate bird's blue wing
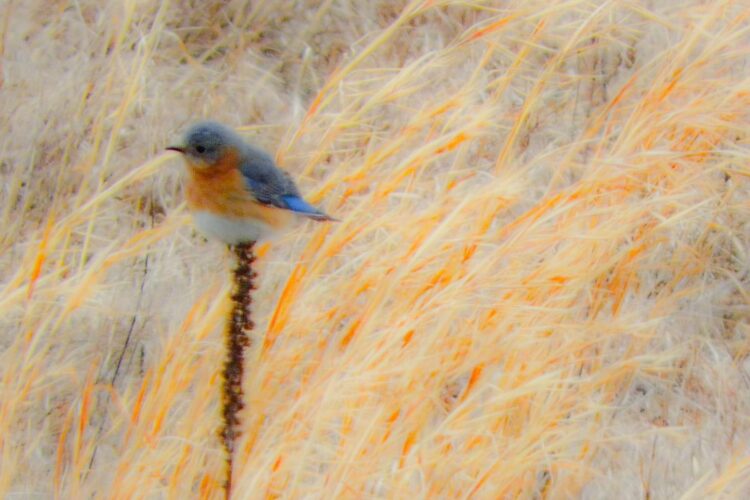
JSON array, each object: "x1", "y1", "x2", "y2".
[
  {"x1": 282, "y1": 195, "x2": 321, "y2": 215},
  {"x1": 281, "y1": 195, "x2": 333, "y2": 221},
  {"x1": 240, "y1": 157, "x2": 297, "y2": 209},
  {"x1": 238, "y1": 146, "x2": 335, "y2": 221}
]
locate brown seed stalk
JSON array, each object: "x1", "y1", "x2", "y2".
[{"x1": 221, "y1": 241, "x2": 256, "y2": 498}]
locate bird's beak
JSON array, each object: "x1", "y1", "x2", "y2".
[{"x1": 166, "y1": 145, "x2": 185, "y2": 154}]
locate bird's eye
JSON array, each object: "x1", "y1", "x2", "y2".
[{"x1": 196, "y1": 145, "x2": 206, "y2": 154}]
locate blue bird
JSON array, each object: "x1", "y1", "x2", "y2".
[{"x1": 167, "y1": 121, "x2": 336, "y2": 244}]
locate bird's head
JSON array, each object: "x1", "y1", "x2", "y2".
[{"x1": 167, "y1": 121, "x2": 241, "y2": 169}]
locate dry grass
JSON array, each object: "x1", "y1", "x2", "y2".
[{"x1": 2, "y1": 0, "x2": 750, "y2": 498}]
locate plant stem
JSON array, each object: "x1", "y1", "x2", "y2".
[{"x1": 221, "y1": 241, "x2": 256, "y2": 498}]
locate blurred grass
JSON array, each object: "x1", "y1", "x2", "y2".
[{"x1": 2, "y1": 0, "x2": 750, "y2": 498}]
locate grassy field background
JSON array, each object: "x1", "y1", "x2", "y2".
[{"x1": 2, "y1": 0, "x2": 750, "y2": 498}]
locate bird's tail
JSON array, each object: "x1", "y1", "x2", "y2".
[{"x1": 305, "y1": 211, "x2": 339, "y2": 222}]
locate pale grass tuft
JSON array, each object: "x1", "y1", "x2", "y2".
[{"x1": 2, "y1": 0, "x2": 750, "y2": 498}]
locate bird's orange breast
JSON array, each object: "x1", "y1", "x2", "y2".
[{"x1": 184, "y1": 151, "x2": 291, "y2": 229}]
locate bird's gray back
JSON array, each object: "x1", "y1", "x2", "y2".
[{"x1": 238, "y1": 143, "x2": 301, "y2": 208}]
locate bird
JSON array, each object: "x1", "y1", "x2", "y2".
[{"x1": 167, "y1": 121, "x2": 335, "y2": 245}]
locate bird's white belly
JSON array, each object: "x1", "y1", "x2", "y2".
[{"x1": 192, "y1": 211, "x2": 274, "y2": 245}]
